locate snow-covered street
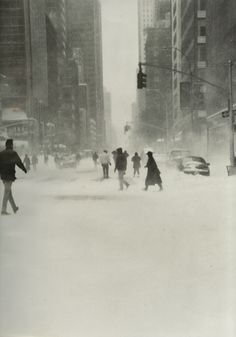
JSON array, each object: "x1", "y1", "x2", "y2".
[{"x1": 0, "y1": 158, "x2": 236, "y2": 337}]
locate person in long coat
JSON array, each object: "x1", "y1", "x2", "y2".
[{"x1": 144, "y1": 151, "x2": 163, "y2": 191}]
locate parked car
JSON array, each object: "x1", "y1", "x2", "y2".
[
  {"x1": 167, "y1": 148, "x2": 190, "y2": 169},
  {"x1": 181, "y1": 156, "x2": 210, "y2": 176}
]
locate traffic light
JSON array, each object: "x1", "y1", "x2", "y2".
[{"x1": 137, "y1": 63, "x2": 147, "y2": 89}]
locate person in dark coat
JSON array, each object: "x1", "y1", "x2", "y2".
[
  {"x1": 23, "y1": 154, "x2": 31, "y2": 171},
  {"x1": 144, "y1": 151, "x2": 163, "y2": 191},
  {"x1": 114, "y1": 148, "x2": 129, "y2": 190},
  {"x1": 44, "y1": 153, "x2": 49, "y2": 165},
  {"x1": 123, "y1": 150, "x2": 129, "y2": 171},
  {"x1": 131, "y1": 152, "x2": 141, "y2": 177},
  {"x1": 0, "y1": 139, "x2": 27, "y2": 215}
]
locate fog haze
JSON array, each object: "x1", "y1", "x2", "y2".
[{"x1": 101, "y1": 0, "x2": 138, "y2": 132}]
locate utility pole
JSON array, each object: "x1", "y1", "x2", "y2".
[
  {"x1": 190, "y1": 70, "x2": 194, "y2": 136},
  {"x1": 228, "y1": 60, "x2": 235, "y2": 166}
]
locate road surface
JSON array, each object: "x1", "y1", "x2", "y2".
[{"x1": 0, "y1": 158, "x2": 235, "y2": 337}]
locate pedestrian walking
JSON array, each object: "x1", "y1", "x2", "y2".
[
  {"x1": 114, "y1": 148, "x2": 129, "y2": 190},
  {"x1": 131, "y1": 152, "x2": 141, "y2": 177},
  {"x1": 0, "y1": 139, "x2": 27, "y2": 215},
  {"x1": 123, "y1": 150, "x2": 129, "y2": 171},
  {"x1": 23, "y1": 154, "x2": 31, "y2": 171},
  {"x1": 44, "y1": 153, "x2": 49, "y2": 165},
  {"x1": 54, "y1": 153, "x2": 60, "y2": 168},
  {"x1": 144, "y1": 151, "x2": 163, "y2": 191},
  {"x1": 99, "y1": 150, "x2": 111, "y2": 179},
  {"x1": 92, "y1": 152, "x2": 99, "y2": 167},
  {"x1": 76, "y1": 152, "x2": 81, "y2": 167},
  {"x1": 31, "y1": 154, "x2": 38, "y2": 171}
]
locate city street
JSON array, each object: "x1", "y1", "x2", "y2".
[{"x1": 0, "y1": 158, "x2": 236, "y2": 337}]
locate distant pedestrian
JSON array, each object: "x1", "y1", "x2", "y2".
[
  {"x1": 99, "y1": 150, "x2": 111, "y2": 179},
  {"x1": 54, "y1": 154, "x2": 60, "y2": 168},
  {"x1": 32, "y1": 154, "x2": 38, "y2": 171},
  {"x1": 44, "y1": 153, "x2": 49, "y2": 165},
  {"x1": 76, "y1": 152, "x2": 81, "y2": 167},
  {"x1": 112, "y1": 150, "x2": 117, "y2": 165},
  {"x1": 23, "y1": 154, "x2": 31, "y2": 171},
  {"x1": 114, "y1": 147, "x2": 129, "y2": 190},
  {"x1": 144, "y1": 151, "x2": 163, "y2": 191},
  {"x1": 0, "y1": 139, "x2": 27, "y2": 215},
  {"x1": 92, "y1": 152, "x2": 99, "y2": 167},
  {"x1": 132, "y1": 152, "x2": 141, "y2": 177}
]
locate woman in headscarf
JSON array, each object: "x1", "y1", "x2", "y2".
[{"x1": 144, "y1": 151, "x2": 163, "y2": 191}]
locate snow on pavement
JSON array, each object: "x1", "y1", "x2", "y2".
[{"x1": 0, "y1": 158, "x2": 236, "y2": 337}]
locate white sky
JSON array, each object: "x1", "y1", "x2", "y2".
[{"x1": 100, "y1": 0, "x2": 138, "y2": 135}]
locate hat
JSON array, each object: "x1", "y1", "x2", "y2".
[{"x1": 146, "y1": 151, "x2": 153, "y2": 155}]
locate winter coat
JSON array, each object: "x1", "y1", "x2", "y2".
[
  {"x1": 115, "y1": 153, "x2": 127, "y2": 171},
  {"x1": 0, "y1": 149, "x2": 27, "y2": 181},
  {"x1": 132, "y1": 155, "x2": 141, "y2": 169},
  {"x1": 145, "y1": 157, "x2": 162, "y2": 186},
  {"x1": 99, "y1": 153, "x2": 111, "y2": 165}
]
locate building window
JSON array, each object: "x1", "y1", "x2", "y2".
[
  {"x1": 199, "y1": 25, "x2": 206, "y2": 36},
  {"x1": 199, "y1": 0, "x2": 207, "y2": 11}
]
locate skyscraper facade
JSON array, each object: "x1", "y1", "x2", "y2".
[
  {"x1": 0, "y1": 0, "x2": 48, "y2": 122},
  {"x1": 171, "y1": 0, "x2": 208, "y2": 147},
  {"x1": 66, "y1": 0, "x2": 105, "y2": 148},
  {"x1": 0, "y1": 0, "x2": 27, "y2": 114},
  {"x1": 138, "y1": 0, "x2": 157, "y2": 62}
]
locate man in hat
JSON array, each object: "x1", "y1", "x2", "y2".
[{"x1": 0, "y1": 139, "x2": 27, "y2": 215}]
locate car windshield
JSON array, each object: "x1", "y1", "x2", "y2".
[{"x1": 183, "y1": 156, "x2": 206, "y2": 164}]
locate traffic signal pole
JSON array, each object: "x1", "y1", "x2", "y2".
[{"x1": 228, "y1": 60, "x2": 235, "y2": 166}]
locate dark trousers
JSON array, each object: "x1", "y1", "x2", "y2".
[
  {"x1": 133, "y1": 167, "x2": 140, "y2": 176},
  {"x1": 102, "y1": 164, "x2": 109, "y2": 178}
]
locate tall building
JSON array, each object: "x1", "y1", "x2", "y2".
[
  {"x1": 0, "y1": 0, "x2": 48, "y2": 126},
  {"x1": 136, "y1": 0, "x2": 158, "y2": 146},
  {"x1": 103, "y1": 88, "x2": 112, "y2": 148},
  {"x1": 66, "y1": 0, "x2": 105, "y2": 149},
  {"x1": 45, "y1": 0, "x2": 67, "y2": 61},
  {"x1": 138, "y1": 0, "x2": 157, "y2": 62},
  {"x1": 206, "y1": 0, "x2": 236, "y2": 155},
  {"x1": 0, "y1": 0, "x2": 27, "y2": 116},
  {"x1": 144, "y1": 0, "x2": 172, "y2": 146},
  {"x1": 45, "y1": 0, "x2": 67, "y2": 133},
  {"x1": 171, "y1": 0, "x2": 208, "y2": 148}
]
